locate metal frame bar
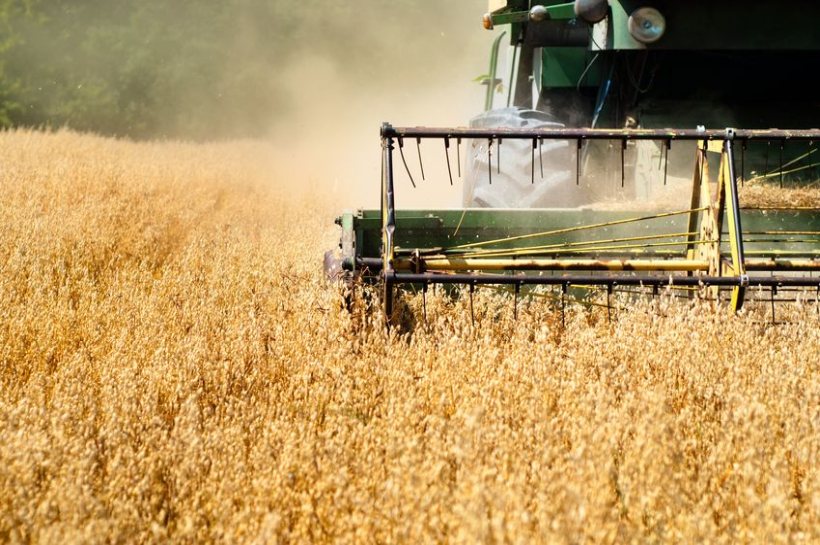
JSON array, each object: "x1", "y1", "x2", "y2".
[
  {"x1": 378, "y1": 124, "x2": 820, "y2": 319},
  {"x1": 722, "y1": 138, "x2": 747, "y2": 311},
  {"x1": 382, "y1": 126, "x2": 397, "y2": 317},
  {"x1": 386, "y1": 272, "x2": 820, "y2": 289},
  {"x1": 382, "y1": 125, "x2": 820, "y2": 142}
]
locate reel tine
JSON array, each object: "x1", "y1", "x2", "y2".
[
  {"x1": 658, "y1": 139, "x2": 664, "y2": 169},
  {"x1": 663, "y1": 140, "x2": 670, "y2": 186},
  {"x1": 416, "y1": 137, "x2": 426, "y2": 181},
  {"x1": 741, "y1": 140, "x2": 746, "y2": 187},
  {"x1": 765, "y1": 140, "x2": 770, "y2": 175},
  {"x1": 576, "y1": 138, "x2": 582, "y2": 186},
  {"x1": 397, "y1": 137, "x2": 416, "y2": 188},
  {"x1": 779, "y1": 139, "x2": 784, "y2": 188},
  {"x1": 457, "y1": 137, "x2": 462, "y2": 178},
  {"x1": 497, "y1": 137, "x2": 502, "y2": 174},
  {"x1": 539, "y1": 137, "x2": 544, "y2": 178},
  {"x1": 487, "y1": 138, "x2": 493, "y2": 185},
  {"x1": 531, "y1": 138, "x2": 536, "y2": 184},
  {"x1": 621, "y1": 139, "x2": 627, "y2": 188},
  {"x1": 444, "y1": 137, "x2": 454, "y2": 186}
]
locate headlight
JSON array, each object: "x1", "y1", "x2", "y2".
[
  {"x1": 628, "y1": 7, "x2": 666, "y2": 44},
  {"x1": 482, "y1": 13, "x2": 494, "y2": 30}
]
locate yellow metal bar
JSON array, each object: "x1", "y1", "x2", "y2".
[
  {"x1": 452, "y1": 209, "x2": 468, "y2": 238},
  {"x1": 756, "y1": 161, "x2": 820, "y2": 180},
  {"x1": 394, "y1": 257, "x2": 710, "y2": 272},
  {"x1": 703, "y1": 139, "x2": 724, "y2": 153},
  {"x1": 381, "y1": 142, "x2": 390, "y2": 272},
  {"x1": 686, "y1": 146, "x2": 706, "y2": 258},
  {"x1": 720, "y1": 141, "x2": 746, "y2": 311},
  {"x1": 458, "y1": 238, "x2": 714, "y2": 259},
  {"x1": 744, "y1": 258, "x2": 820, "y2": 270},
  {"x1": 743, "y1": 239, "x2": 820, "y2": 244},
  {"x1": 744, "y1": 230, "x2": 820, "y2": 236},
  {"x1": 744, "y1": 250, "x2": 820, "y2": 256},
  {"x1": 694, "y1": 142, "x2": 721, "y2": 277},
  {"x1": 449, "y1": 207, "x2": 708, "y2": 250},
  {"x1": 768, "y1": 146, "x2": 817, "y2": 174},
  {"x1": 741, "y1": 207, "x2": 820, "y2": 211},
  {"x1": 450, "y1": 231, "x2": 698, "y2": 258}
]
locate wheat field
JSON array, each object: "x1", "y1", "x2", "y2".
[{"x1": 0, "y1": 129, "x2": 817, "y2": 544}]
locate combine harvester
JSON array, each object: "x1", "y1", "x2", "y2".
[{"x1": 326, "y1": 0, "x2": 820, "y2": 322}]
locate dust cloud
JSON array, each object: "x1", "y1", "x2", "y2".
[{"x1": 266, "y1": 1, "x2": 495, "y2": 209}]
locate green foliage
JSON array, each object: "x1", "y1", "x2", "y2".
[
  {"x1": 0, "y1": 0, "x2": 482, "y2": 139},
  {"x1": 0, "y1": 1, "x2": 327, "y2": 138},
  {"x1": 0, "y1": 0, "x2": 292, "y2": 138}
]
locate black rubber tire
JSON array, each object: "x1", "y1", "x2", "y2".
[{"x1": 462, "y1": 107, "x2": 577, "y2": 208}]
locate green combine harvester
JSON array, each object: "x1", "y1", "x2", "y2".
[{"x1": 325, "y1": 0, "x2": 820, "y2": 320}]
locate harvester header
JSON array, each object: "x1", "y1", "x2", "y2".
[{"x1": 326, "y1": 1, "x2": 820, "y2": 324}]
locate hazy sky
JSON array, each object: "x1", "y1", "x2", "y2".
[{"x1": 273, "y1": 1, "x2": 497, "y2": 208}]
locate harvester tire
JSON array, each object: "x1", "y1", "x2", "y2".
[{"x1": 463, "y1": 107, "x2": 575, "y2": 208}]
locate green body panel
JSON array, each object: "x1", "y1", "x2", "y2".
[
  {"x1": 723, "y1": 212, "x2": 820, "y2": 260},
  {"x1": 542, "y1": 2, "x2": 575, "y2": 19},
  {"x1": 351, "y1": 209, "x2": 820, "y2": 265},
  {"x1": 606, "y1": 1, "x2": 642, "y2": 50},
  {"x1": 490, "y1": 1, "x2": 575, "y2": 39},
  {"x1": 356, "y1": 208, "x2": 684, "y2": 258},
  {"x1": 541, "y1": 48, "x2": 599, "y2": 88}
]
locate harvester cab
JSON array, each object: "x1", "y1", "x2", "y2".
[{"x1": 327, "y1": 1, "x2": 820, "y2": 321}]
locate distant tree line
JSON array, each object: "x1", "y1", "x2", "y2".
[{"x1": 0, "y1": 0, "x2": 464, "y2": 140}]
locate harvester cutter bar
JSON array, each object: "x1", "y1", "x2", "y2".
[{"x1": 386, "y1": 272, "x2": 820, "y2": 289}]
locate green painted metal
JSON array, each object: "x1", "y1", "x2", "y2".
[
  {"x1": 328, "y1": 4, "x2": 820, "y2": 308},
  {"x1": 484, "y1": 32, "x2": 508, "y2": 111},
  {"x1": 490, "y1": 2, "x2": 575, "y2": 25},
  {"x1": 488, "y1": 11, "x2": 529, "y2": 26},
  {"x1": 349, "y1": 208, "x2": 820, "y2": 274},
  {"x1": 726, "y1": 211, "x2": 820, "y2": 259},
  {"x1": 489, "y1": 1, "x2": 576, "y2": 44},
  {"x1": 541, "y1": 48, "x2": 600, "y2": 88},
  {"x1": 607, "y1": 1, "x2": 642, "y2": 50}
]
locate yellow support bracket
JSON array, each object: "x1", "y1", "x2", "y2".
[
  {"x1": 703, "y1": 139, "x2": 724, "y2": 154},
  {"x1": 720, "y1": 139, "x2": 747, "y2": 311}
]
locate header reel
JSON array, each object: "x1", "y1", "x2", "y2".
[{"x1": 327, "y1": 124, "x2": 820, "y2": 323}]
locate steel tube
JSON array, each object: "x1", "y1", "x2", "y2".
[
  {"x1": 744, "y1": 258, "x2": 820, "y2": 270},
  {"x1": 366, "y1": 256, "x2": 820, "y2": 272},
  {"x1": 723, "y1": 139, "x2": 747, "y2": 310},
  {"x1": 381, "y1": 125, "x2": 820, "y2": 142},
  {"x1": 386, "y1": 272, "x2": 820, "y2": 288},
  {"x1": 383, "y1": 132, "x2": 397, "y2": 317},
  {"x1": 394, "y1": 257, "x2": 709, "y2": 272}
]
